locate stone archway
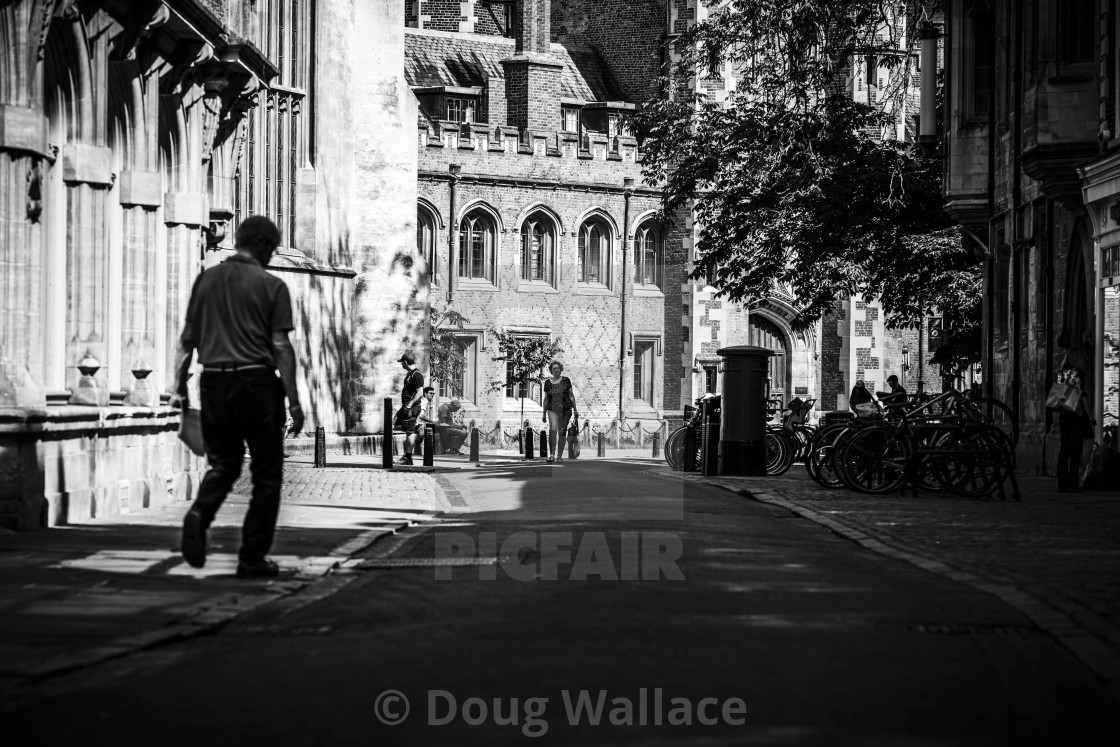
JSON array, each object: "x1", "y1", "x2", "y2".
[{"x1": 748, "y1": 312, "x2": 791, "y2": 403}]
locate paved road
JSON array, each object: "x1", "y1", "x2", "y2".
[{"x1": 4, "y1": 458, "x2": 1116, "y2": 746}]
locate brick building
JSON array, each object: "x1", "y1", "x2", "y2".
[
  {"x1": 942, "y1": 0, "x2": 1120, "y2": 472},
  {"x1": 406, "y1": 0, "x2": 686, "y2": 429},
  {"x1": 404, "y1": 0, "x2": 945, "y2": 430},
  {"x1": 0, "y1": 0, "x2": 418, "y2": 529}
]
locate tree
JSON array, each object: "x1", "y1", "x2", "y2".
[
  {"x1": 634, "y1": 0, "x2": 980, "y2": 373},
  {"x1": 486, "y1": 330, "x2": 564, "y2": 430},
  {"x1": 428, "y1": 307, "x2": 470, "y2": 398}
]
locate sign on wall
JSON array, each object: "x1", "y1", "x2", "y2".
[{"x1": 928, "y1": 317, "x2": 944, "y2": 352}]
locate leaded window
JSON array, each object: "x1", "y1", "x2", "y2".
[
  {"x1": 635, "y1": 222, "x2": 663, "y2": 288},
  {"x1": 459, "y1": 209, "x2": 496, "y2": 282},
  {"x1": 521, "y1": 213, "x2": 555, "y2": 284},
  {"x1": 578, "y1": 218, "x2": 611, "y2": 286}
]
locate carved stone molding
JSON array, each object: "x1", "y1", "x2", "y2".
[
  {"x1": 112, "y1": 1, "x2": 170, "y2": 62},
  {"x1": 1021, "y1": 143, "x2": 1098, "y2": 215}
]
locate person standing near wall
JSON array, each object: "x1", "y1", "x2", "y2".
[
  {"x1": 172, "y1": 216, "x2": 303, "y2": 579},
  {"x1": 1056, "y1": 366, "x2": 1095, "y2": 493}
]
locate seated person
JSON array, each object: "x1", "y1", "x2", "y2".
[
  {"x1": 436, "y1": 398, "x2": 469, "y2": 455},
  {"x1": 397, "y1": 387, "x2": 436, "y2": 466},
  {"x1": 849, "y1": 379, "x2": 876, "y2": 415},
  {"x1": 879, "y1": 375, "x2": 908, "y2": 414}
]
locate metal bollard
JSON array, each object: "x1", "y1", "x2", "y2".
[
  {"x1": 540, "y1": 429, "x2": 548, "y2": 459},
  {"x1": 422, "y1": 427, "x2": 435, "y2": 467},
  {"x1": 524, "y1": 426, "x2": 535, "y2": 460},
  {"x1": 652, "y1": 433, "x2": 660, "y2": 459},
  {"x1": 469, "y1": 427, "x2": 480, "y2": 462},
  {"x1": 314, "y1": 426, "x2": 327, "y2": 467},
  {"x1": 597, "y1": 431, "x2": 605, "y2": 457},
  {"x1": 382, "y1": 398, "x2": 393, "y2": 469}
]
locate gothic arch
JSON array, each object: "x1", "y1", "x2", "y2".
[
  {"x1": 417, "y1": 196, "x2": 444, "y2": 229},
  {"x1": 456, "y1": 199, "x2": 504, "y2": 233},
  {"x1": 573, "y1": 206, "x2": 618, "y2": 239},
  {"x1": 512, "y1": 201, "x2": 564, "y2": 236},
  {"x1": 629, "y1": 208, "x2": 661, "y2": 238}
]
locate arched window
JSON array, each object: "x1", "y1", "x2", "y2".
[
  {"x1": 520, "y1": 212, "x2": 555, "y2": 285},
  {"x1": 459, "y1": 208, "x2": 496, "y2": 282},
  {"x1": 417, "y1": 206, "x2": 436, "y2": 282},
  {"x1": 578, "y1": 217, "x2": 611, "y2": 286},
  {"x1": 634, "y1": 222, "x2": 662, "y2": 289}
]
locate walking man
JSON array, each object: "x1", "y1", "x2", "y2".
[{"x1": 171, "y1": 216, "x2": 303, "y2": 578}]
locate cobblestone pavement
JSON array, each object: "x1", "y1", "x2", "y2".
[
  {"x1": 0, "y1": 461, "x2": 449, "y2": 688},
  {"x1": 666, "y1": 466, "x2": 1120, "y2": 700}
]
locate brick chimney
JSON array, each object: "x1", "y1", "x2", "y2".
[{"x1": 501, "y1": 0, "x2": 562, "y2": 132}]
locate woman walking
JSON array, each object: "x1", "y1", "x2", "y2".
[
  {"x1": 1056, "y1": 366, "x2": 1095, "y2": 492},
  {"x1": 542, "y1": 361, "x2": 578, "y2": 463}
]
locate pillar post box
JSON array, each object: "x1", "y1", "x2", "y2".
[{"x1": 716, "y1": 345, "x2": 777, "y2": 476}]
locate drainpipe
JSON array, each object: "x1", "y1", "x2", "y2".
[
  {"x1": 1011, "y1": 0, "x2": 1023, "y2": 420},
  {"x1": 447, "y1": 163, "x2": 461, "y2": 304},
  {"x1": 620, "y1": 177, "x2": 634, "y2": 421}
]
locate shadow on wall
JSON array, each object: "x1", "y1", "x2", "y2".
[
  {"x1": 296, "y1": 267, "x2": 354, "y2": 433},
  {"x1": 347, "y1": 245, "x2": 431, "y2": 431}
]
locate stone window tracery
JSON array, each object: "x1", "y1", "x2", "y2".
[
  {"x1": 459, "y1": 209, "x2": 497, "y2": 283},
  {"x1": 417, "y1": 206, "x2": 437, "y2": 283},
  {"x1": 234, "y1": 0, "x2": 311, "y2": 248},
  {"x1": 634, "y1": 222, "x2": 663, "y2": 289},
  {"x1": 520, "y1": 213, "x2": 555, "y2": 285},
  {"x1": 578, "y1": 217, "x2": 611, "y2": 287}
]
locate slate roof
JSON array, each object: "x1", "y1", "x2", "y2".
[{"x1": 404, "y1": 29, "x2": 629, "y2": 103}]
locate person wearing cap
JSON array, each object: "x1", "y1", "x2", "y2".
[
  {"x1": 398, "y1": 387, "x2": 436, "y2": 465},
  {"x1": 171, "y1": 215, "x2": 303, "y2": 579}
]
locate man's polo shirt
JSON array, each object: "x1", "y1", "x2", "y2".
[{"x1": 183, "y1": 253, "x2": 294, "y2": 366}]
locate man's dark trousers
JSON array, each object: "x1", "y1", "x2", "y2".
[{"x1": 191, "y1": 369, "x2": 286, "y2": 562}]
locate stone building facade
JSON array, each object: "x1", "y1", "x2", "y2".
[
  {"x1": 943, "y1": 0, "x2": 1120, "y2": 473},
  {"x1": 404, "y1": 0, "x2": 946, "y2": 429},
  {"x1": 0, "y1": 0, "x2": 418, "y2": 529},
  {"x1": 673, "y1": 2, "x2": 940, "y2": 416},
  {"x1": 406, "y1": 0, "x2": 686, "y2": 429}
]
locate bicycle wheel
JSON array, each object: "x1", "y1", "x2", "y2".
[
  {"x1": 937, "y1": 424, "x2": 1011, "y2": 498},
  {"x1": 910, "y1": 426, "x2": 947, "y2": 493},
  {"x1": 838, "y1": 425, "x2": 912, "y2": 494},
  {"x1": 970, "y1": 397, "x2": 1019, "y2": 450},
  {"x1": 664, "y1": 428, "x2": 685, "y2": 471},
  {"x1": 806, "y1": 423, "x2": 847, "y2": 487},
  {"x1": 765, "y1": 430, "x2": 794, "y2": 475}
]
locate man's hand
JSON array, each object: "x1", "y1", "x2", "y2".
[
  {"x1": 288, "y1": 403, "x2": 304, "y2": 437},
  {"x1": 169, "y1": 393, "x2": 188, "y2": 409}
]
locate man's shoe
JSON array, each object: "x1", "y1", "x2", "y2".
[
  {"x1": 236, "y1": 557, "x2": 280, "y2": 579},
  {"x1": 181, "y1": 509, "x2": 208, "y2": 568},
  {"x1": 397, "y1": 454, "x2": 413, "y2": 465}
]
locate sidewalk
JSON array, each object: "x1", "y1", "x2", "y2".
[
  {"x1": 669, "y1": 466, "x2": 1120, "y2": 700},
  {"x1": 0, "y1": 460, "x2": 451, "y2": 690}
]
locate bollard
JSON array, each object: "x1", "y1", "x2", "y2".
[
  {"x1": 597, "y1": 431, "x2": 605, "y2": 457},
  {"x1": 652, "y1": 433, "x2": 660, "y2": 459},
  {"x1": 469, "y1": 427, "x2": 480, "y2": 462},
  {"x1": 524, "y1": 425, "x2": 535, "y2": 460},
  {"x1": 313, "y1": 426, "x2": 326, "y2": 467},
  {"x1": 422, "y1": 427, "x2": 435, "y2": 467},
  {"x1": 517, "y1": 428, "x2": 523, "y2": 454},
  {"x1": 540, "y1": 429, "x2": 548, "y2": 460},
  {"x1": 382, "y1": 398, "x2": 394, "y2": 469}
]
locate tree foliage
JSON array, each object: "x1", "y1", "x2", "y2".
[
  {"x1": 428, "y1": 307, "x2": 470, "y2": 392},
  {"x1": 635, "y1": 0, "x2": 980, "y2": 372},
  {"x1": 486, "y1": 330, "x2": 564, "y2": 424}
]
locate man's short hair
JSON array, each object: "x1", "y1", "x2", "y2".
[
  {"x1": 423, "y1": 386, "x2": 435, "y2": 394},
  {"x1": 235, "y1": 216, "x2": 281, "y2": 262},
  {"x1": 887, "y1": 375, "x2": 899, "y2": 384},
  {"x1": 449, "y1": 399, "x2": 461, "y2": 408}
]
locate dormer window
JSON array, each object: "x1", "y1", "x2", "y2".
[
  {"x1": 561, "y1": 105, "x2": 581, "y2": 133},
  {"x1": 446, "y1": 97, "x2": 476, "y2": 124}
]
